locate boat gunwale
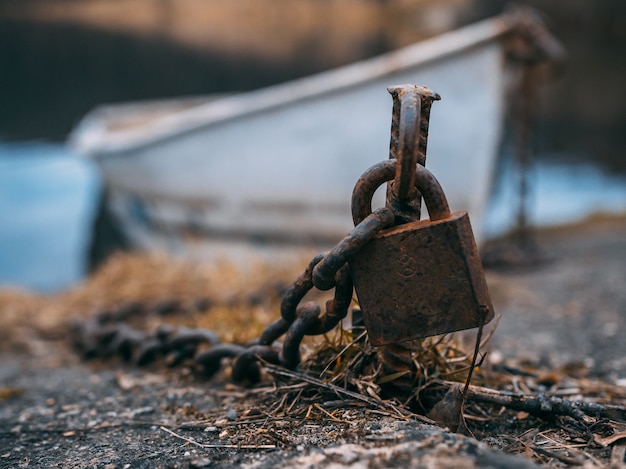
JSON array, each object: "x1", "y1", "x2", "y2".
[{"x1": 69, "y1": 14, "x2": 516, "y2": 158}]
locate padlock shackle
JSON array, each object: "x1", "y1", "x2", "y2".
[{"x1": 351, "y1": 159, "x2": 450, "y2": 226}]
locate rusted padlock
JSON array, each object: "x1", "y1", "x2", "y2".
[{"x1": 348, "y1": 159, "x2": 494, "y2": 346}]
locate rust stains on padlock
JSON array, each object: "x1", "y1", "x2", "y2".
[
  {"x1": 351, "y1": 210, "x2": 494, "y2": 346},
  {"x1": 349, "y1": 85, "x2": 494, "y2": 347},
  {"x1": 348, "y1": 158, "x2": 494, "y2": 346}
]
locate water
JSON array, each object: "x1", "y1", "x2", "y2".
[
  {"x1": 0, "y1": 141, "x2": 100, "y2": 292},
  {"x1": 484, "y1": 155, "x2": 626, "y2": 237},
  {"x1": 0, "y1": 141, "x2": 625, "y2": 293}
]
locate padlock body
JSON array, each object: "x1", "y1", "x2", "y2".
[{"x1": 349, "y1": 211, "x2": 494, "y2": 346}]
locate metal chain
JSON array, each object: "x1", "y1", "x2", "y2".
[
  {"x1": 71, "y1": 85, "x2": 437, "y2": 385},
  {"x1": 72, "y1": 206, "x2": 396, "y2": 383}
]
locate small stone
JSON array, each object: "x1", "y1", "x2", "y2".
[
  {"x1": 57, "y1": 409, "x2": 80, "y2": 419},
  {"x1": 190, "y1": 458, "x2": 212, "y2": 468},
  {"x1": 203, "y1": 426, "x2": 218, "y2": 433},
  {"x1": 130, "y1": 406, "x2": 154, "y2": 417},
  {"x1": 427, "y1": 384, "x2": 463, "y2": 432},
  {"x1": 115, "y1": 372, "x2": 137, "y2": 391},
  {"x1": 225, "y1": 409, "x2": 237, "y2": 421},
  {"x1": 60, "y1": 404, "x2": 79, "y2": 412},
  {"x1": 336, "y1": 449, "x2": 359, "y2": 464}
]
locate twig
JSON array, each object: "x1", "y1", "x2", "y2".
[
  {"x1": 530, "y1": 445, "x2": 585, "y2": 466},
  {"x1": 160, "y1": 426, "x2": 205, "y2": 449},
  {"x1": 176, "y1": 417, "x2": 290, "y2": 429},
  {"x1": 313, "y1": 403, "x2": 345, "y2": 423},
  {"x1": 268, "y1": 392, "x2": 289, "y2": 415},
  {"x1": 462, "y1": 307, "x2": 487, "y2": 398},
  {"x1": 460, "y1": 384, "x2": 626, "y2": 421},
  {"x1": 320, "y1": 330, "x2": 367, "y2": 377},
  {"x1": 264, "y1": 363, "x2": 433, "y2": 423},
  {"x1": 285, "y1": 388, "x2": 304, "y2": 415},
  {"x1": 479, "y1": 313, "x2": 500, "y2": 349},
  {"x1": 159, "y1": 426, "x2": 277, "y2": 450}
]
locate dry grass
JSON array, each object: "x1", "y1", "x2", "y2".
[
  {"x1": 0, "y1": 251, "x2": 311, "y2": 348},
  {"x1": 2, "y1": 245, "x2": 626, "y2": 466}
]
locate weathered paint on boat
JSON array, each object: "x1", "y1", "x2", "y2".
[{"x1": 70, "y1": 14, "x2": 528, "y2": 259}]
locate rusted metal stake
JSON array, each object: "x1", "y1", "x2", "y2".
[
  {"x1": 378, "y1": 85, "x2": 441, "y2": 399},
  {"x1": 386, "y1": 85, "x2": 440, "y2": 225}
]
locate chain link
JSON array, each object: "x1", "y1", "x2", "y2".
[
  {"x1": 72, "y1": 86, "x2": 438, "y2": 384},
  {"x1": 72, "y1": 198, "x2": 396, "y2": 383}
]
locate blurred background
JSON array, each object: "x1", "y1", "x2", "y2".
[{"x1": 1, "y1": 0, "x2": 625, "y2": 292}]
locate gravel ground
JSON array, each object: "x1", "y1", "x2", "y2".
[
  {"x1": 0, "y1": 360, "x2": 540, "y2": 469},
  {"x1": 1, "y1": 216, "x2": 625, "y2": 468},
  {"x1": 487, "y1": 216, "x2": 626, "y2": 378}
]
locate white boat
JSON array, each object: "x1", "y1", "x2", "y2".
[{"x1": 70, "y1": 10, "x2": 560, "y2": 262}]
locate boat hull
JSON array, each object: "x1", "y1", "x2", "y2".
[{"x1": 71, "y1": 16, "x2": 515, "y2": 259}]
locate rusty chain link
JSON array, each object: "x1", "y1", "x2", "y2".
[
  {"x1": 72, "y1": 85, "x2": 438, "y2": 384},
  {"x1": 72, "y1": 200, "x2": 400, "y2": 383}
]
